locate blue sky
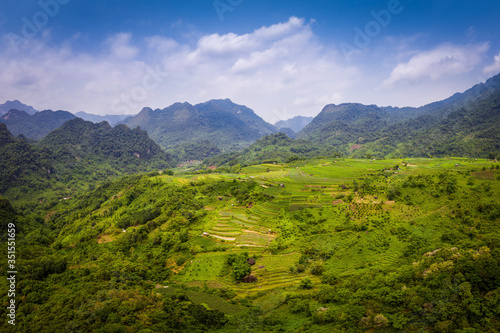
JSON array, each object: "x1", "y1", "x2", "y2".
[{"x1": 1, "y1": 0, "x2": 500, "y2": 122}]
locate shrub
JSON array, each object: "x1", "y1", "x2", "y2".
[{"x1": 299, "y1": 277, "x2": 313, "y2": 289}]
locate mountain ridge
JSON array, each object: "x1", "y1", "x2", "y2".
[
  {"x1": 297, "y1": 73, "x2": 500, "y2": 158},
  {"x1": 275, "y1": 115, "x2": 314, "y2": 133},
  {"x1": 0, "y1": 99, "x2": 38, "y2": 115},
  {"x1": 75, "y1": 111, "x2": 133, "y2": 126},
  {"x1": 122, "y1": 98, "x2": 277, "y2": 156},
  {"x1": 0, "y1": 109, "x2": 76, "y2": 140}
]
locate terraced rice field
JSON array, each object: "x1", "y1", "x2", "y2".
[
  {"x1": 170, "y1": 157, "x2": 497, "y2": 297},
  {"x1": 232, "y1": 252, "x2": 322, "y2": 296}
]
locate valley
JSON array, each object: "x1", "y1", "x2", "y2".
[
  {"x1": 2, "y1": 2, "x2": 500, "y2": 331},
  {"x1": 1, "y1": 156, "x2": 498, "y2": 332},
  {"x1": 0, "y1": 75, "x2": 499, "y2": 333}
]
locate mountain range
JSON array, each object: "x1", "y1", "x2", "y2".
[
  {"x1": 275, "y1": 115, "x2": 314, "y2": 133},
  {"x1": 298, "y1": 73, "x2": 500, "y2": 159},
  {"x1": 0, "y1": 109, "x2": 76, "y2": 140},
  {"x1": 121, "y1": 99, "x2": 276, "y2": 152},
  {"x1": 0, "y1": 118, "x2": 172, "y2": 200},
  {"x1": 0, "y1": 99, "x2": 38, "y2": 115},
  {"x1": 2, "y1": 72, "x2": 500, "y2": 163}
]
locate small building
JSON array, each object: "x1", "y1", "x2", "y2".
[{"x1": 247, "y1": 258, "x2": 256, "y2": 265}]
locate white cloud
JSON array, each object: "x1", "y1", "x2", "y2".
[
  {"x1": 105, "y1": 33, "x2": 139, "y2": 60},
  {"x1": 382, "y1": 43, "x2": 489, "y2": 88},
  {"x1": 0, "y1": 17, "x2": 359, "y2": 121},
  {"x1": 483, "y1": 52, "x2": 500, "y2": 74}
]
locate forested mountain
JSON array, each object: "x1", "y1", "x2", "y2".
[
  {"x1": 298, "y1": 103, "x2": 390, "y2": 145},
  {"x1": 0, "y1": 123, "x2": 53, "y2": 195},
  {"x1": 275, "y1": 116, "x2": 314, "y2": 133},
  {"x1": 75, "y1": 111, "x2": 133, "y2": 126},
  {"x1": 0, "y1": 119, "x2": 173, "y2": 202},
  {"x1": 298, "y1": 73, "x2": 500, "y2": 159},
  {"x1": 0, "y1": 109, "x2": 76, "y2": 140},
  {"x1": 276, "y1": 127, "x2": 297, "y2": 139},
  {"x1": 37, "y1": 118, "x2": 173, "y2": 171},
  {"x1": 122, "y1": 99, "x2": 276, "y2": 154},
  {"x1": 0, "y1": 100, "x2": 38, "y2": 115},
  {"x1": 353, "y1": 89, "x2": 500, "y2": 159}
]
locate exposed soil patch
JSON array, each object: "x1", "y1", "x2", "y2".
[
  {"x1": 350, "y1": 144, "x2": 362, "y2": 151},
  {"x1": 208, "y1": 234, "x2": 236, "y2": 241},
  {"x1": 97, "y1": 234, "x2": 116, "y2": 244}
]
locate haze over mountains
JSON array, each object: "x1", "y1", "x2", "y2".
[
  {"x1": 1, "y1": 73, "x2": 499, "y2": 163},
  {"x1": 0, "y1": 100, "x2": 38, "y2": 115},
  {"x1": 0, "y1": 109, "x2": 76, "y2": 140},
  {"x1": 275, "y1": 116, "x2": 314, "y2": 133},
  {"x1": 75, "y1": 111, "x2": 132, "y2": 126}
]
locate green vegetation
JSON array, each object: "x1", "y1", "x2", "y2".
[
  {"x1": 0, "y1": 119, "x2": 173, "y2": 205},
  {"x1": 1, "y1": 157, "x2": 499, "y2": 332},
  {"x1": 204, "y1": 132, "x2": 341, "y2": 167},
  {"x1": 123, "y1": 99, "x2": 276, "y2": 156},
  {"x1": 298, "y1": 74, "x2": 500, "y2": 160},
  {"x1": 0, "y1": 109, "x2": 76, "y2": 140}
]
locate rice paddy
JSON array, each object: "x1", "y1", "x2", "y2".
[{"x1": 164, "y1": 157, "x2": 498, "y2": 302}]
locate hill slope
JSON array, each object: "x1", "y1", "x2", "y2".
[
  {"x1": 205, "y1": 132, "x2": 341, "y2": 167},
  {"x1": 38, "y1": 118, "x2": 173, "y2": 172},
  {"x1": 0, "y1": 123, "x2": 53, "y2": 195},
  {"x1": 1, "y1": 157, "x2": 498, "y2": 332},
  {"x1": 0, "y1": 109, "x2": 76, "y2": 140},
  {"x1": 298, "y1": 73, "x2": 500, "y2": 158},
  {"x1": 0, "y1": 99, "x2": 38, "y2": 115},
  {"x1": 122, "y1": 99, "x2": 276, "y2": 154}
]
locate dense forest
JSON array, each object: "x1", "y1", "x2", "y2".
[{"x1": 0, "y1": 119, "x2": 172, "y2": 205}]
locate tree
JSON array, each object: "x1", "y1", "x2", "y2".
[{"x1": 299, "y1": 277, "x2": 313, "y2": 289}]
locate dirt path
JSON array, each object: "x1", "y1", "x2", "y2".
[
  {"x1": 207, "y1": 234, "x2": 236, "y2": 241},
  {"x1": 242, "y1": 229, "x2": 277, "y2": 238}
]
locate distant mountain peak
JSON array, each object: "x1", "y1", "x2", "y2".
[
  {"x1": 1, "y1": 109, "x2": 30, "y2": 120},
  {"x1": 123, "y1": 98, "x2": 276, "y2": 154},
  {"x1": 0, "y1": 109, "x2": 76, "y2": 140},
  {"x1": 75, "y1": 111, "x2": 137, "y2": 126},
  {"x1": 275, "y1": 115, "x2": 314, "y2": 133},
  {"x1": 0, "y1": 100, "x2": 39, "y2": 115}
]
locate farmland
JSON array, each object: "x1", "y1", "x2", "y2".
[
  {"x1": 152, "y1": 157, "x2": 499, "y2": 331},
  {"x1": 4, "y1": 157, "x2": 499, "y2": 332}
]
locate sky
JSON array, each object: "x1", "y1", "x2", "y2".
[{"x1": 1, "y1": 0, "x2": 500, "y2": 123}]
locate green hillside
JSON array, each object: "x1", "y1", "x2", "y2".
[
  {"x1": 2, "y1": 157, "x2": 498, "y2": 332},
  {"x1": 298, "y1": 73, "x2": 500, "y2": 159},
  {"x1": 204, "y1": 132, "x2": 341, "y2": 167},
  {"x1": 0, "y1": 123, "x2": 53, "y2": 196},
  {"x1": 122, "y1": 99, "x2": 276, "y2": 156},
  {"x1": 0, "y1": 119, "x2": 173, "y2": 204}
]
